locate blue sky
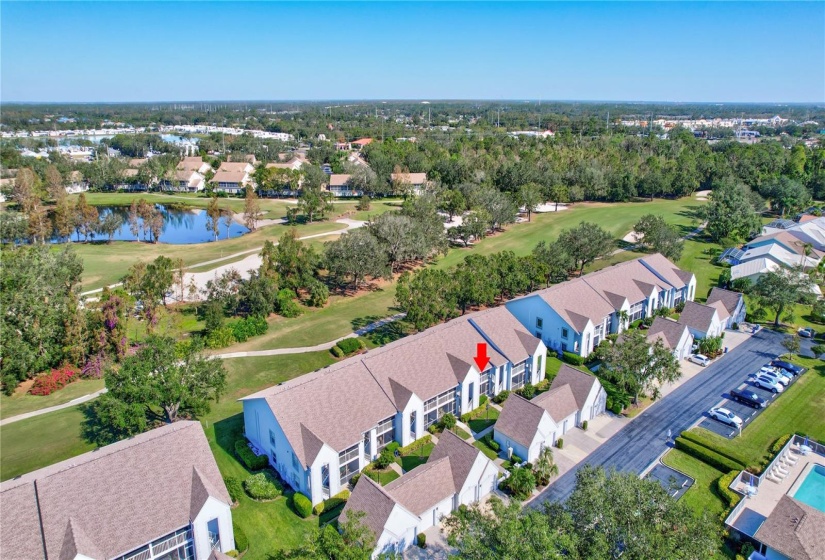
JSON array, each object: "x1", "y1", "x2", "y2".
[{"x1": 2, "y1": 2, "x2": 823, "y2": 103}]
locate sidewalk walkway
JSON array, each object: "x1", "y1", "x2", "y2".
[{"x1": 0, "y1": 388, "x2": 108, "y2": 427}]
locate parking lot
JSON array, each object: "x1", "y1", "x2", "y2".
[
  {"x1": 697, "y1": 363, "x2": 807, "y2": 439},
  {"x1": 646, "y1": 463, "x2": 694, "y2": 500}
]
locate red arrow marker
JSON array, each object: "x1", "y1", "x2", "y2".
[{"x1": 474, "y1": 343, "x2": 490, "y2": 371}]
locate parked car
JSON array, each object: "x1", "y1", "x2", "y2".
[
  {"x1": 753, "y1": 375, "x2": 784, "y2": 393},
  {"x1": 798, "y1": 327, "x2": 815, "y2": 338},
  {"x1": 759, "y1": 368, "x2": 790, "y2": 386},
  {"x1": 709, "y1": 407, "x2": 744, "y2": 427},
  {"x1": 730, "y1": 388, "x2": 767, "y2": 409},
  {"x1": 771, "y1": 360, "x2": 803, "y2": 376},
  {"x1": 688, "y1": 354, "x2": 711, "y2": 367}
]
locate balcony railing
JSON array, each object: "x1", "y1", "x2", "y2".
[{"x1": 208, "y1": 531, "x2": 220, "y2": 551}]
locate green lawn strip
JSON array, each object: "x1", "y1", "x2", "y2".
[
  {"x1": 660, "y1": 449, "x2": 728, "y2": 519},
  {"x1": 677, "y1": 236, "x2": 726, "y2": 301},
  {"x1": 451, "y1": 426, "x2": 472, "y2": 440},
  {"x1": 228, "y1": 286, "x2": 398, "y2": 352},
  {"x1": 684, "y1": 356, "x2": 825, "y2": 469},
  {"x1": 432, "y1": 198, "x2": 703, "y2": 270},
  {"x1": 365, "y1": 468, "x2": 401, "y2": 486},
  {"x1": 0, "y1": 378, "x2": 105, "y2": 419},
  {"x1": 473, "y1": 439, "x2": 499, "y2": 460},
  {"x1": 397, "y1": 442, "x2": 434, "y2": 472},
  {"x1": 465, "y1": 406, "x2": 500, "y2": 434},
  {"x1": 0, "y1": 407, "x2": 95, "y2": 481}
]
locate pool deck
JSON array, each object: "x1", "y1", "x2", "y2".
[{"x1": 728, "y1": 446, "x2": 824, "y2": 537}]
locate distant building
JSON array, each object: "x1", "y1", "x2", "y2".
[{"x1": 211, "y1": 161, "x2": 254, "y2": 194}]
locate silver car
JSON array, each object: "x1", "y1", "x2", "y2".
[
  {"x1": 759, "y1": 368, "x2": 790, "y2": 386},
  {"x1": 688, "y1": 354, "x2": 711, "y2": 367},
  {"x1": 709, "y1": 407, "x2": 743, "y2": 427},
  {"x1": 754, "y1": 374, "x2": 784, "y2": 393}
]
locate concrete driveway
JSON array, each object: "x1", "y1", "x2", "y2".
[{"x1": 532, "y1": 328, "x2": 789, "y2": 505}]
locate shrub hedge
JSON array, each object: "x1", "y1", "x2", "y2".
[
  {"x1": 480, "y1": 394, "x2": 488, "y2": 405},
  {"x1": 556, "y1": 438, "x2": 564, "y2": 449},
  {"x1": 313, "y1": 489, "x2": 351, "y2": 515},
  {"x1": 243, "y1": 471, "x2": 283, "y2": 500},
  {"x1": 230, "y1": 315, "x2": 268, "y2": 343},
  {"x1": 516, "y1": 383, "x2": 536, "y2": 399},
  {"x1": 482, "y1": 434, "x2": 501, "y2": 453},
  {"x1": 770, "y1": 434, "x2": 792, "y2": 455},
  {"x1": 562, "y1": 352, "x2": 585, "y2": 366},
  {"x1": 336, "y1": 338, "x2": 362, "y2": 355},
  {"x1": 29, "y1": 365, "x2": 79, "y2": 396},
  {"x1": 717, "y1": 470, "x2": 742, "y2": 509},
  {"x1": 224, "y1": 476, "x2": 243, "y2": 503},
  {"x1": 492, "y1": 390, "x2": 510, "y2": 404},
  {"x1": 417, "y1": 533, "x2": 426, "y2": 548},
  {"x1": 234, "y1": 439, "x2": 269, "y2": 471},
  {"x1": 680, "y1": 431, "x2": 748, "y2": 465},
  {"x1": 399, "y1": 435, "x2": 432, "y2": 455},
  {"x1": 233, "y1": 522, "x2": 249, "y2": 552},
  {"x1": 674, "y1": 437, "x2": 745, "y2": 472},
  {"x1": 293, "y1": 492, "x2": 313, "y2": 518},
  {"x1": 330, "y1": 345, "x2": 345, "y2": 358},
  {"x1": 582, "y1": 420, "x2": 588, "y2": 431}
]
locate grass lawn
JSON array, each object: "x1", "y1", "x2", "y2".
[
  {"x1": 661, "y1": 449, "x2": 727, "y2": 519},
  {"x1": 465, "y1": 405, "x2": 500, "y2": 434},
  {"x1": 0, "y1": 378, "x2": 105, "y2": 419},
  {"x1": 397, "y1": 442, "x2": 434, "y2": 472},
  {"x1": 433, "y1": 197, "x2": 704, "y2": 270},
  {"x1": 677, "y1": 236, "x2": 726, "y2": 301},
  {"x1": 225, "y1": 285, "x2": 398, "y2": 352},
  {"x1": 473, "y1": 439, "x2": 500, "y2": 460},
  {"x1": 365, "y1": 468, "x2": 401, "y2": 486},
  {"x1": 684, "y1": 355, "x2": 825, "y2": 469},
  {"x1": 451, "y1": 426, "x2": 472, "y2": 440},
  {"x1": 0, "y1": 407, "x2": 95, "y2": 480}
]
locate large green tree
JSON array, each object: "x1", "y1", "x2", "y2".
[
  {"x1": 632, "y1": 214, "x2": 684, "y2": 261},
  {"x1": 702, "y1": 180, "x2": 763, "y2": 242},
  {"x1": 600, "y1": 328, "x2": 681, "y2": 404},
  {"x1": 0, "y1": 245, "x2": 84, "y2": 393},
  {"x1": 750, "y1": 267, "x2": 817, "y2": 326},
  {"x1": 84, "y1": 336, "x2": 227, "y2": 445},
  {"x1": 557, "y1": 221, "x2": 615, "y2": 274},
  {"x1": 324, "y1": 228, "x2": 390, "y2": 288},
  {"x1": 395, "y1": 268, "x2": 458, "y2": 330}
]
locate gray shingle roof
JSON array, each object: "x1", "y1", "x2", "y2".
[
  {"x1": 340, "y1": 476, "x2": 399, "y2": 544},
  {"x1": 640, "y1": 253, "x2": 694, "y2": 288},
  {"x1": 428, "y1": 430, "x2": 484, "y2": 491},
  {"x1": 531, "y1": 280, "x2": 615, "y2": 332},
  {"x1": 0, "y1": 421, "x2": 230, "y2": 560},
  {"x1": 469, "y1": 306, "x2": 541, "y2": 364},
  {"x1": 384, "y1": 457, "x2": 456, "y2": 515},
  {"x1": 495, "y1": 394, "x2": 549, "y2": 449},
  {"x1": 534, "y1": 383, "x2": 579, "y2": 422},
  {"x1": 646, "y1": 317, "x2": 690, "y2": 350},
  {"x1": 548, "y1": 364, "x2": 600, "y2": 411},
  {"x1": 678, "y1": 301, "x2": 718, "y2": 333},
  {"x1": 706, "y1": 287, "x2": 743, "y2": 317},
  {"x1": 754, "y1": 495, "x2": 825, "y2": 560}
]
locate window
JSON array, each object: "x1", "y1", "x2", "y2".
[
  {"x1": 424, "y1": 388, "x2": 457, "y2": 428},
  {"x1": 292, "y1": 453, "x2": 300, "y2": 472},
  {"x1": 536, "y1": 317, "x2": 543, "y2": 329},
  {"x1": 375, "y1": 416, "x2": 395, "y2": 451},
  {"x1": 269, "y1": 430, "x2": 277, "y2": 447},
  {"x1": 339, "y1": 443, "x2": 360, "y2": 484},
  {"x1": 629, "y1": 301, "x2": 645, "y2": 322},
  {"x1": 511, "y1": 362, "x2": 527, "y2": 390},
  {"x1": 480, "y1": 369, "x2": 495, "y2": 397},
  {"x1": 116, "y1": 527, "x2": 194, "y2": 560},
  {"x1": 207, "y1": 518, "x2": 220, "y2": 551},
  {"x1": 561, "y1": 328, "x2": 569, "y2": 339}
]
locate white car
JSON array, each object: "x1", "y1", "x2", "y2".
[
  {"x1": 688, "y1": 354, "x2": 711, "y2": 367},
  {"x1": 709, "y1": 407, "x2": 743, "y2": 427},
  {"x1": 760, "y1": 366, "x2": 792, "y2": 383},
  {"x1": 759, "y1": 369, "x2": 790, "y2": 386},
  {"x1": 753, "y1": 374, "x2": 784, "y2": 393}
]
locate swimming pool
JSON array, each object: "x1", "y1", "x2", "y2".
[{"x1": 791, "y1": 463, "x2": 825, "y2": 512}]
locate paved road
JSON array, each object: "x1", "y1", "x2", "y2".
[{"x1": 533, "y1": 328, "x2": 790, "y2": 505}]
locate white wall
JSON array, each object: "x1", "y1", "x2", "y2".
[
  {"x1": 192, "y1": 496, "x2": 234, "y2": 559},
  {"x1": 374, "y1": 505, "x2": 420, "y2": 558},
  {"x1": 418, "y1": 496, "x2": 454, "y2": 531}
]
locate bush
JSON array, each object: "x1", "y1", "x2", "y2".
[
  {"x1": 226, "y1": 551, "x2": 238, "y2": 558},
  {"x1": 674, "y1": 437, "x2": 746, "y2": 472},
  {"x1": 562, "y1": 351, "x2": 585, "y2": 366},
  {"x1": 493, "y1": 390, "x2": 510, "y2": 404},
  {"x1": 276, "y1": 289, "x2": 302, "y2": 318},
  {"x1": 386, "y1": 441, "x2": 400, "y2": 453},
  {"x1": 581, "y1": 420, "x2": 588, "y2": 431},
  {"x1": 307, "y1": 281, "x2": 329, "y2": 307},
  {"x1": 29, "y1": 365, "x2": 79, "y2": 396},
  {"x1": 224, "y1": 476, "x2": 243, "y2": 503},
  {"x1": 330, "y1": 345, "x2": 344, "y2": 358},
  {"x1": 336, "y1": 338, "x2": 363, "y2": 355},
  {"x1": 511, "y1": 454, "x2": 523, "y2": 464},
  {"x1": 440, "y1": 413, "x2": 457, "y2": 430},
  {"x1": 501, "y1": 466, "x2": 536, "y2": 499},
  {"x1": 234, "y1": 439, "x2": 269, "y2": 471},
  {"x1": 357, "y1": 195, "x2": 371, "y2": 211},
  {"x1": 206, "y1": 326, "x2": 236, "y2": 349},
  {"x1": 233, "y1": 522, "x2": 249, "y2": 552},
  {"x1": 318, "y1": 489, "x2": 351, "y2": 515},
  {"x1": 460, "y1": 413, "x2": 471, "y2": 423},
  {"x1": 535, "y1": 379, "x2": 550, "y2": 392},
  {"x1": 717, "y1": 471, "x2": 742, "y2": 509},
  {"x1": 243, "y1": 471, "x2": 283, "y2": 500},
  {"x1": 556, "y1": 438, "x2": 564, "y2": 449},
  {"x1": 812, "y1": 344, "x2": 825, "y2": 356},
  {"x1": 610, "y1": 402, "x2": 623, "y2": 415},
  {"x1": 482, "y1": 434, "x2": 500, "y2": 453},
  {"x1": 675, "y1": 301, "x2": 686, "y2": 312},
  {"x1": 229, "y1": 315, "x2": 268, "y2": 343},
  {"x1": 479, "y1": 394, "x2": 488, "y2": 406},
  {"x1": 680, "y1": 431, "x2": 749, "y2": 466},
  {"x1": 293, "y1": 492, "x2": 313, "y2": 518},
  {"x1": 516, "y1": 383, "x2": 536, "y2": 399},
  {"x1": 350, "y1": 472, "x2": 361, "y2": 486},
  {"x1": 417, "y1": 533, "x2": 426, "y2": 548},
  {"x1": 770, "y1": 434, "x2": 792, "y2": 455},
  {"x1": 399, "y1": 435, "x2": 432, "y2": 455}
]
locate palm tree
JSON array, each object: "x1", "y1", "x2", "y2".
[
  {"x1": 618, "y1": 310, "x2": 630, "y2": 331},
  {"x1": 533, "y1": 446, "x2": 560, "y2": 486}
]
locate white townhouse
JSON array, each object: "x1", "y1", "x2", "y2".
[
  {"x1": 494, "y1": 364, "x2": 606, "y2": 463},
  {"x1": 505, "y1": 254, "x2": 696, "y2": 359},
  {"x1": 646, "y1": 316, "x2": 694, "y2": 360},
  {"x1": 706, "y1": 287, "x2": 747, "y2": 329},
  {"x1": 341, "y1": 431, "x2": 499, "y2": 557},
  {"x1": 0, "y1": 422, "x2": 235, "y2": 560},
  {"x1": 679, "y1": 300, "x2": 724, "y2": 339},
  {"x1": 390, "y1": 172, "x2": 428, "y2": 195},
  {"x1": 211, "y1": 161, "x2": 254, "y2": 194},
  {"x1": 241, "y1": 306, "x2": 547, "y2": 506}
]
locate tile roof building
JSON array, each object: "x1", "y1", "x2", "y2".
[
  {"x1": 505, "y1": 254, "x2": 696, "y2": 357},
  {"x1": 677, "y1": 300, "x2": 724, "y2": 339},
  {"x1": 210, "y1": 161, "x2": 254, "y2": 194},
  {"x1": 241, "y1": 306, "x2": 546, "y2": 506},
  {"x1": 341, "y1": 431, "x2": 499, "y2": 557},
  {"x1": 0, "y1": 421, "x2": 235, "y2": 560},
  {"x1": 646, "y1": 317, "x2": 694, "y2": 360},
  {"x1": 494, "y1": 364, "x2": 605, "y2": 462},
  {"x1": 753, "y1": 495, "x2": 825, "y2": 560}
]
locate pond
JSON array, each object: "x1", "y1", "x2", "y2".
[{"x1": 76, "y1": 204, "x2": 249, "y2": 244}]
